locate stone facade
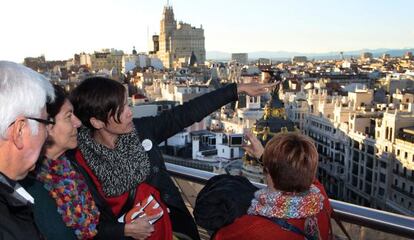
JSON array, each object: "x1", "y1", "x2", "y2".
[
  {"x1": 88, "y1": 49, "x2": 124, "y2": 75},
  {"x1": 157, "y1": 6, "x2": 205, "y2": 69}
]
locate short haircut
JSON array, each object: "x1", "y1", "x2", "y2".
[
  {"x1": 263, "y1": 133, "x2": 318, "y2": 192},
  {"x1": 0, "y1": 61, "x2": 55, "y2": 139},
  {"x1": 70, "y1": 77, "x2": 126, "y2": 130}
]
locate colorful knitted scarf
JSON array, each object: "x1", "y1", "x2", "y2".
[
  {"x1": 37, "y1": 155, "x2": 100, "y2": 239},
  {"x1": 248, "y1": 185, "x2": 324, "y2": 239}
]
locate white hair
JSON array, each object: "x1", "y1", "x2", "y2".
[{"x1": 0, "y1": 61, "x2": 55, "y2": 139}]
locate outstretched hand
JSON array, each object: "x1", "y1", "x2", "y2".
[
  {"x1": 237, "y1": 82, "x2": 277, "y2": 96},
  {"x1": 242, "y1": 132, "x2": 264, "y2": 159}
]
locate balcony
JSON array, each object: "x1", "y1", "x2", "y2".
[
  {"x1": 391, "y1": 184, "x2": 414, "y2": 199},
  {"x1": 393, "y1": 169, "x2": 414, "y2": 182},
  {"x1": 166, "y1": 163, "x2": 414, "y2": 240}
]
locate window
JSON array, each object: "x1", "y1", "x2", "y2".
[
  {"x1": 380, "y1": 173, "x2": 386, "y2": 183},
  {"x1": 354, "y1": 141, "x2": 359, "y2": 149},
  {"x1": 378, "y1": 187, "x2": 385, "y2": 196},
  {"x1": 385, "y1": 127, "x2": 389, "y2": 139},
  {"x1": 366, "y1": 169, "x2": 372, "y2": 182},
  {"x1": 367, "y1": 156, "x2": 373, "y2": 168},
  {"x1": 365, "y1": 183, "x2": 372, "y2": 195},
  {"x1": 352, "y1": 176, "x2": 358, "y2": 187}
]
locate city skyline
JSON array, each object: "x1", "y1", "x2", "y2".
[{"x1": 1, "y1": 0, "x2": 413, "y2": 62}]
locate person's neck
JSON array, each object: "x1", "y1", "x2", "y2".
[
  {"x1": 93, "y1": 130, "x2": 118, "y2": 149},
  {"x1": 45, "y1": 147, "x2": 66, "y2": 160},
  {"x1": 0, "y1": 146, "x2": 18, "y2": 181},
  {"x1": 0, "y1": 167, "x2": 16, "y2": 182}
]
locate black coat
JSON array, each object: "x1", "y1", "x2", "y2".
[
  {"x1": 0, "y1": 172, "x2": 43, "y2": 240},
  {"x1": 194, "y1": 174, "x2": 258, "y2": 232},
  {"x1": 133, "y1": 83, "x2": 238, "y2": 240},
  {"x1": 20, "y1": 152, "x2": 127, "y2": 240}
]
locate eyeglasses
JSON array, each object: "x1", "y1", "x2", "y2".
[
  {"x1": 26, "y1": 117, "x2": 55, "y2": 126},
  {"x1": 8, "y1": 116, "x2": 55, "y2": 127}
]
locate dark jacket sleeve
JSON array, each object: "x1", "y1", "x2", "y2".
[
  {"x1": 95, "y1": 220, "x2": 126, "y2": 240},
  {"x1": 135, "y1": 83, "x2": 238, "y2": 144}
]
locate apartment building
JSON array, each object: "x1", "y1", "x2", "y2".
[{"x1": 285, "y1": 83, "x2": 414, "y2": 215}]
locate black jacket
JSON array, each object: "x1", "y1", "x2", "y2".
[
  {"x1": 0, "y1": 172, "x2": 43, "y2": 240},
  {"x1": 133, "y1": 83, "x2": 238, "y2": 239},
  {"x1": 194, "y1": 174, "x2": 258, "y2": 232},
  {"x1": 20, "y1": 152, "x2": 127, "y2": 240}
]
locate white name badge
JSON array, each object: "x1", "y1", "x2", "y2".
[{"x1": 142, "y1": 139, "x2": 153, "y2": 151}]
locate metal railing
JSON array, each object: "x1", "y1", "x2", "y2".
[{"x1": 166, "y1": 163, "x2": 414, "y2": 239}]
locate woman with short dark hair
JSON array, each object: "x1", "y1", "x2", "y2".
[{"x1": 70, "y1": 77, "x2": 274, "y2": 240}]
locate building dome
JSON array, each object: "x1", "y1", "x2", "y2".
[
  {"x1": 254, "y1": 91, "x2": 296, "y2": 143},
  {"x1": 246, "y1": 70, "x2": 296, "y2": 162}
]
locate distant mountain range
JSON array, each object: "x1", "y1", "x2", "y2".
[{"x1": 206, "y1": 48, "x2": 414, "y2": 61}]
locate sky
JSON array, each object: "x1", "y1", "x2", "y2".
[{"x1": 1, "y1": 0, "x2": 413, "y2": 62}]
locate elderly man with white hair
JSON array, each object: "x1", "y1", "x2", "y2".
[{"x1": 0, "y1": 61, "x2": 55, "y2": 240}]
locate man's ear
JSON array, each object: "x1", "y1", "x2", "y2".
[
  {"x1": 90, "y1": 117, "x2": 105, "y2": 130},
  {"x1": 11, "y1": 119, "x2": 26, "y2": 149}
]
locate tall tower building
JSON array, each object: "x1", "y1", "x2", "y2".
[{"x1": 157, "y1": 5, "x2": 205, "y2": 69}]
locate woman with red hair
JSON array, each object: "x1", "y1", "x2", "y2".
[{"x1": 214, "y1": 132, "x2": 332, "y2": 240}]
